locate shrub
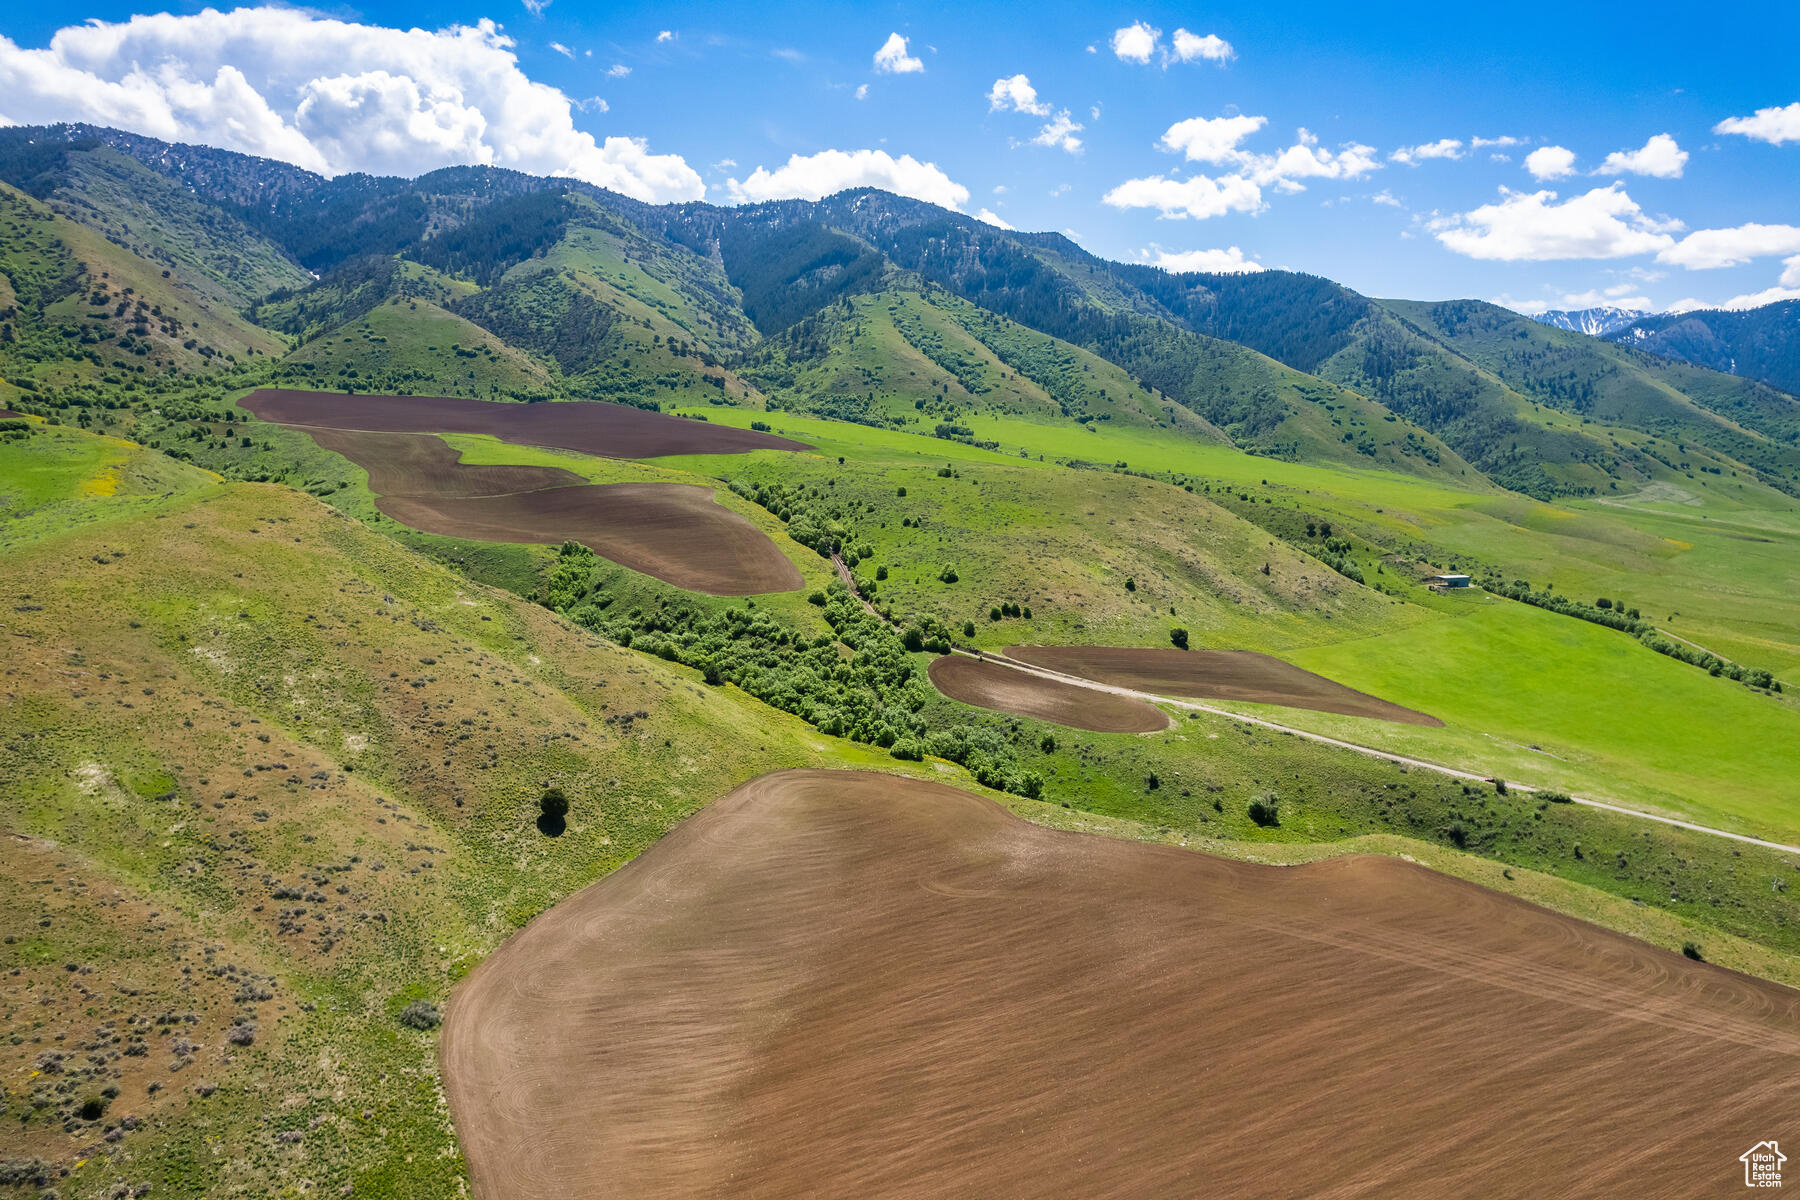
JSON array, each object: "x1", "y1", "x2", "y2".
[
  {"x1": 1445, "y1": 821, "x2": 1469, "y2": 848},
  {"x1": 1681, "y1": 942, "x2": 1705, "y2": 962},
  {"x1": 539, "y1": 787, "x2": 570, "y2": 821},
  {"x1": 806, "y1": 590, "x2": 828, "y2": 606},
  {"x1": 1247, "y1": 795, "x2": 1280, "y2": 827},
  {"x1": 896, "y1": 486, "x2": 907, "y2": 497},
  {"x1": 1124, "y1": 577, "x2": 1136, "y2": 592},
  {"x1": 937, "y1": 566, "x2": 959, "y2": 583},
  {"x1": 875, "y1": 565, "x2": 888, "y2": 581},
  {"x1": 1039, "y1": 733, "x2": 1057, "y2": 753},
  {"x1": 1539, "y1": 790, "x2": 1572, "y2": 804},
  {"x1": 78, "y1": 1096, "x2": 109, "y2": 1121},
  {"x1": 1145, "y1": 772, "x2": 1160, "y2": 791},
  {"x1": 963, "y1": 620, "x2": 976, "y2": 637},
  {"x1": 398, "y1": 1000, "x2": 442, "y2": 1030},
  {"x1": 1492, "y1": 777, "x2": 1507, "y2": 795},
  {"x1": 989, "y1": 606, "x2": 1002, "y2": 621},
  {"x1": 1170, "y1": 627, "x2": 1189, "y2": 650}
]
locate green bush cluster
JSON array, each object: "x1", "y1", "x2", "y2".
[{"x1": 541, "y1": 544, "x2": 1042, "y2": 798}]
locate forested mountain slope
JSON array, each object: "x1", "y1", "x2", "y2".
[
  {"x1": 1, "y1": 122, "x2": 1795, "y2": 504},
  {"x1": 1608, "y1": 301, "x2": 1800, "y2": 398}
]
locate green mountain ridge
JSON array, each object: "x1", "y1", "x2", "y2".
[{"x1": 1, "y1": 122, "x2": 1795, "y2": 507}]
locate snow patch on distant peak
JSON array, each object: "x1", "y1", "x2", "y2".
[{"x1": 1533, "y1": 306, "x2": 1652, "y2": 337}]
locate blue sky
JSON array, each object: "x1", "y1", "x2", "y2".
[{"x1": 3, "y1": 0, "x2": 1798, "y2": 312}]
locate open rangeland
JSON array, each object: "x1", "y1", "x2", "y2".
[
  {"x1": 241, "y1": 388, "x2": 811, "y2": 457},
  {"x1": 442, "y1": 769, "x2": 1799, "y2": 1200},
  {"x1": 1007, "y1": 645, "x2": 1443, "y2": 726},
  {"x1": 928, "y1": 654, "x2": 1169, "y2": 732},
  {"x1": 291, "y1": 426, "x2": 802, "y2": 594}
]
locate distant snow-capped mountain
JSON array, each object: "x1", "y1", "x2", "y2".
[{"x1": 1533, "y1": 306, "x2": 1652, "y2": 337}]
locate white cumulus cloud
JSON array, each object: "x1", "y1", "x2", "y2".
[
  {"x1": 1656, "y1": 223, "x2": 1800, "y2": 270},
  {"x1": 1596, "y1": 133, "x2": 1687, "y2": 179},
  {"x1": 1160, "y1": 114, "x2": 1266, "y2": 163},
  {"x1": 975, "y1": 208, "x2": 1014, "y2": 229},
  {"x1": 1391, "y1": 138, "x2": 1463, "y2": 165},
  {"x1": 988, "y1": 74, "x2": 1048, "y2": 116},
  {"x1": 1525, "y1": 145, "x2": 1577, "y2": 180},
  {"x1": 1240, "y1": 130, "x2": 1380, "y2": 189},
  {"x1": 0, "y1": 9, "x2": 702, "y2": 202},
  {"x1": 1110, "y1": 21, "x2": 1160, "y2": 63},
  {"x1": 1112, "y1": 22, "x2": 1232, "y2": 66},
  {"x1": 1148, "y1": 245, "x2": 1263, "y2": 273},
  {"x1": 1171, "y1": 29, "x2": 1233, "y2": 63},
  {"x1": 1102, "y1": 173, "x2": 1262, "y2": 220},
  {"x1": 656, "y1": 30, "x2": 674, "y2": 43},
  {"x1": 1111, "y1": 120, "x2": 1377, "y2": 220},
  {"x1": 1550, "y1": 287, "x2": 1653, "y2": 310},
  {"x1": 549, "y1": 42, "x2": 573, "y2": 58},
  {"x1": 1433, "y1": 184, "x2": 1682, "y2": 261},
  {"x1": 873, "y1": 32, "x2": 923, "y2": 74},
  {"x1": 1714, "y1": 102, "x2": 1800, "y2": 146},
  {"x1": 725, "y1": 148, "x2": 968, "y2": 209},
  {"x1": 1031, "y1": 111, "x2": 1083, "y2": 154}
]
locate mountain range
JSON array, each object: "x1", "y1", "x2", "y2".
[
  {"x1": 3, "y1": 121, "x2": 1798, "y2": 505},
  {"x1": 1533, "y1": 306, "x2": 1651, "y2": 338}
]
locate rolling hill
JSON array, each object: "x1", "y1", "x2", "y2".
[{"x1": 4, "y1": 121, "x2": 1800, "y2": 1199}]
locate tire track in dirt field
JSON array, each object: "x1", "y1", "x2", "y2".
[{"x1": 443, "y1": 770, "x2": 1800, "y2": 1200}]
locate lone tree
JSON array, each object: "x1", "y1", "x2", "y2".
[
  {"x1": 1170, "y1": 627, "x2": 1189, "y2": 650},
  {"x1": 1247, "y1": 795, "x2": 1280, "y2": 828},
  {"x1": 540, "y1": 786, "x2": 570, "y2": 822}
]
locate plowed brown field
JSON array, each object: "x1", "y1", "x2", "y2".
[
  {"x1": 380, "y1": 480, "x2": 801, "y2": 594},
  {"x1": 307, "y1": 428, "x2": 586, "y2": 498},
  {"x1": 243, "y1": 388, "x2": 811, "y2": 457},
  {"x1": 443, "y1": 769, "x2": 1799, "y2": 1200},
  {"x1": 929, "y1": 654, "x2": 1169, "y2": 732},
  {"x1": 1007, "y1": 644, "x2": 1442, "y2": 725},
  {"x1": 271, "y1": 416, "x2": 802, "y2": 593}
]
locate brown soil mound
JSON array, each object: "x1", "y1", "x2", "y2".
[
  {"x1": 929, "y1": 654, "x2": 1168, "y2": 732},
  {"x1": 380, "y1": 481, "x2": 802, "y2": 595},
  {"x1": 1007, "y1": 644, "x2": 1442, "y2": 726},
  {"x1": 242, "y1": 388, "x2": 812, "y2": 457},
  {"x1": 443, "y1": 769, "x2": 1799, "y2": 1200}
]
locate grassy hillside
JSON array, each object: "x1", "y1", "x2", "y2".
[
  {"x1": 1383, "y1": 299, "x2": 1800, "y2": 496},
  {"x1": 745, "y1": 279, "x2": 1226, "y2": 440},
  {"x1": 26, "y1": 146, "x2": 310, "y2": 309},
  {"x1": 273, "y1": 296, "x2": 558, "y2": 400},
  {"x1": 7, "y1": 417, "x2": 1800, "y2": 1198},
  {"x1": 0, "y1": 433, "x2": 912, "y2": 1198},
  {"x1": 457, "y1": 208, "x2": 763, "y2": 406},
  {"x1": 0, "y1": 182, "x2": 286, "y2": 389}
]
